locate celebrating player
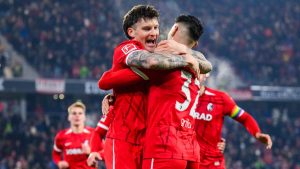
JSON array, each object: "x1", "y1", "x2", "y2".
[
  {"x1": 194, "y1": 74, "x2": 272, "y2": 169},
  {"x1": 139, "y1": 15, "x2": 205, "y2": 169},
  {"x1": 89, "y1": 5, "x2": 212, "y2": 169},
  {"x1": 93, "y1": 14, "x2": 209, "y2": 169},
  {"x1": 52, "y1": 101, "x2": 95, "y2": 169}
]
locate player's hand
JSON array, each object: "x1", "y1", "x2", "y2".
[
  {"x1": 58, "y1": 161, "x2": 69, "y2": 169},
  {"x1": 182, "y1": 54, "x2": 201, "y2": 80},
  {"x1": 155, "y1": 40, "x2": 188, "y2": 55},
  {"x1": 102, "y1": 94, "x2": 114, "y2": 116},
  {"x1": 81, "y1": 140, "x2": 91, "y2": 154},
  {"x1": 255, "y1": 132, "x2": 272, "y2": 149},
  {"x1": 217, "y1": 138, "x2": 226, "y2": 153},
  {"x1": 87, "y1": 152, "x2": 102, "y2": 167}
]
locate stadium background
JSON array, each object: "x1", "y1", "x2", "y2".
[{"x1": 0, "y1": 0, "x2": 299, "y2": 168}]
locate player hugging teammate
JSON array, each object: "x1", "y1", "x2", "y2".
[{"x1": 52, "y1": 4, "x2": 272, "y2": 169}]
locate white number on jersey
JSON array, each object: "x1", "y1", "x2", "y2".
[{"x1": 175, "y1": 70, "x2": 200, "y2": 118}]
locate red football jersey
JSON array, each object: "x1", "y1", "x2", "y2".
[
  {"x1": 194, "y1": 87, "x2": 244, "y2": 165},
  {"x1": 90, "y1": 106, "x2": 114, "y2": 153},
  {"x1": 101, "y1": 40, "x2": 148, "y2": 144},
  {"x1": 143, "y1": 69, "x2": 201, "y2": 161},
  {"x1": 52, "y1": 127, "x2": 95, "y2": 169}
]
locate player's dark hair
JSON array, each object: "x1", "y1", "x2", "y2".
[
  {"x1": 123, "y1": 5, "x2": 159, "y2": 39},
  {"x1": 175, "y1": 15, "x2": 204, "y2": 42}
]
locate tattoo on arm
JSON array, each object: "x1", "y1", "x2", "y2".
[
  {"x1": 127, "y1": 50, "x2": 189, "y2": 70},
  {"x1": 190, "y1": 49, "x2": 213, "y2": 74}
]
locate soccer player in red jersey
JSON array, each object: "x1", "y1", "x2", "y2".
[
  {"x1": 89, "y1": 5, "x2": 211, "y2": 169},
  {"x1": 94, "y1": 14, "x2": 210, "y2": 169},
  {"x1": 137, "y1": 15, "x2": 207, "y2": 169},
  {"x1": 194, "y1": 74, "x2": 272, "y2": 169},
  {"x1": 52, "y1": 101, "x2": 96, "y2": 169}
]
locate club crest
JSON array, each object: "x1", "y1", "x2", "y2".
[{"x1": 207, "y1": 103, "x2": 213, "y2": 111}]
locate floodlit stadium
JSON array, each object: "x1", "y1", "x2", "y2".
[{"x1": 0, "y1": 0, "x2": 299, "y2": 169}]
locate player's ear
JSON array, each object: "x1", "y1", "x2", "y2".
[
  {"x1": 170, "y1": 25, "x2": 178, "y2": 38},
  {"x1": 127, "y1": 27, "x2": 135, "y2": 39},
  {"x1": 192, "y1": 41, "x2": 198, "y2": 48},
  {"x1": 67, "y1": 114, "x2": 71, "y2": 122}
]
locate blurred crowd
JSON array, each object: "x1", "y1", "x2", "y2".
[
  {"x1": 0, "y1": 0, "x2": 122, "y2": 79},
  {"x1": 0, "y1": 44, "x2": 23, "y2": 78},
  {"x1": 0, "y1": 99, "x2": 299, "y2": 169},
  {"x1": 0, "y1": 0, "x2": 299, "y2": 85},
  {"x1": 179, "y1": 0, "x2": 300, "y2": 86}
]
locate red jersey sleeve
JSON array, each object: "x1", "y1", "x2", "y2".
[
  {"x1": 52, "y1": 132, "x2": 63, "y2": 164},
  {"x1": 222, "y1": 92, "x2": 261, "y2": 136},
  {"x1": 98, "y1": 68, "x2": 146, "y2": 90},
  {"x1": 222, "y1": 92, "x2": 237, "y2": 116},
  {"x1": 112, "y1": 40, "x2": 144, "y2": 69},
  {"x1": 89, "y1": 131, "x2": 103, "y2": 153},
  {"x1": 90, "y1": 106, "x2": 114, "y2": 153},
  {"x1": 235, "y1": 111, "x2": 261, "y2": 136}
]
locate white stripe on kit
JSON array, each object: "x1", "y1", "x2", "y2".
[
  {"x1": 150, "y1": 158, "x2": 154, "y2": 169},
  {"x1": 97, "y1": 122, "x2": 109, "y2": 130},
  {"x1": 113, "y1": 139, "x2": 115, "y2": 169}
]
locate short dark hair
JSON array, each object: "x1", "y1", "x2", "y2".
[
  {"x1": 123, "y1": 5, "x2": 159, "y2": 39},
  {"x1": 175, "y1": 15, "x2": 204, "y2": 42}
]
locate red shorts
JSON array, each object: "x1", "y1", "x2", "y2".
[
  {"x1": 199, "y1": 158, "x2": 226, "y2": 169},
  {"x1": 104, "y1": 138, "x2": 143, "y2": 169},
  {"x1": 142, "y1": 158, "x2": 199, "y2": 169}
]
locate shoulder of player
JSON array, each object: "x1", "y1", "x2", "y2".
[
  {"x1": 55, "y1": 128, "x2": 71, "y2": 138},
  {"x1": 84, "y1": 126, "x2": 95, "y2": 132},
  {"x1": 204, "y1": 87, "x2": 221, "y2": 95},
  {"x1": 115, "y1": 39, "x2": 144, "y2": 52},
  {"x1": 204, "y1": 87, "x2": 231, "y2": 100}
]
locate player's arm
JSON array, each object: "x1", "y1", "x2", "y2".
[
  {"x1": 90, "y1": 94, "x2": 115, "y2": 152},
  {"x1": 98, "y1": 68, "x2": 147, "y2": 90},
  {"x1": 225, "y1": 95, "x2": 272, "y2": 149},
  {"x1": 188, "y1": 49, "x2": 212, "y2": 74},
  {"x1": 126, "y1": 50, "x2": 199, "y2": 72},
  {"x1": 88, "y1": 94, "x2": 115, "y2": 166},
  {"x1": 155, "y1": 40, "x2": 212, "y2": 73},
  {"x1": 231, "y1": 108, "x2": 272, "y2": 149},
  {"x1": 88, "y1": 122, "x2": 109, "y2": 166},
  {"x1": 52, "y1": 148, "x2": 62, "y2": 165},
  {"x1": 52, "y1": 135, "x2": 70, "y2": 168}
]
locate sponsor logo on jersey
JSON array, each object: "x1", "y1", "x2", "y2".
[
  {"x1": 181, "y1": 118, "x2": 192, "y2": 128},
  {"x1": 121, "y1": 44, "x2": 137, "y2": 54},
  {"x1": 194, "y1": 112, "x2": 212, "y2": 121},
  {"x1": 66, "y1": 148, "x2": 84, "y2": 155}
]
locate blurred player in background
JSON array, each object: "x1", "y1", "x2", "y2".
[
  {"x1": 88, "y1": 5, "x2": 211, "y2": 169},
  {"x1": 52, "y1": 101, "x2": 95, "y2": 169},
  {"x1": 194, "y1": 74, "x2": 272, "y2": 169}
]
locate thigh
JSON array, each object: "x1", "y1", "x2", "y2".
[
  {"x1": 104, "y1": 138, "x2": 142, "y2": 169},
  {"x1": 142, "y1": 158, "x2": 187, "y2": 169}
]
